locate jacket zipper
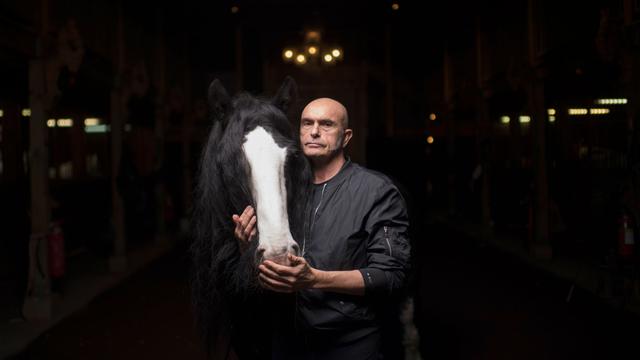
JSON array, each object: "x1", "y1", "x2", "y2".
[
  {"x1": 303, "y1": 183, "x2": 327, "y2": 256},
  {"x1": 384, "y1": 226, "x2": 392, "y2": 257}
]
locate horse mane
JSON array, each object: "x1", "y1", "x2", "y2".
[{"x1": 190, "y1": 77, "x2": 310, "y2": 356}]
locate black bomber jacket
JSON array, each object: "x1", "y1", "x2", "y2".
[{"x1": 297, "y1": 159, "x2": 411, "y2": 338}]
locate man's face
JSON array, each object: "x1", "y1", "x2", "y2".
[{"x1": 299, "y1": 102, "x2": 351, "y2": 162}]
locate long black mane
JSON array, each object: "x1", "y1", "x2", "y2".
[{"x1": 190, "y1": 77, "x2": 310, "y2": 356}]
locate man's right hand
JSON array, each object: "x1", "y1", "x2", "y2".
[{"x1": 232, "y1": 205, "x2": 257, "y2": 253}]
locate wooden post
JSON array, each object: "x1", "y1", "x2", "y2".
[
  {"x1": 24, "y1": 59, "x2": 52, "y2": 319},
  {"x1": 444, "y1": 47, "x2": 457, "y2": 217},
  {"x1": 182, "y1": 38, "x2": 193, "y2": 237},
  {"x1": 154, "y1": 8, "x2": 168, "y2": 246},
  {"x1": 528, "y1": 0, "x2": 551, "y2": 259},
  {"x1": 384, "y1": 23, "x2": 395, "y2": 137},
  {"x1": 109, "y1": 0, "x2": 127, "y2": 272},
  {"x1": 23, "y1": 0, "x2": 52, "y2": 320},
  {"x1": 475, "y1": 19, "x2": 493, "y2": 241}
]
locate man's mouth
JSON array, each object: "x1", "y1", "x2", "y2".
[{"x1": 305, "y1": 143, "x2": 324, "y2": 148}]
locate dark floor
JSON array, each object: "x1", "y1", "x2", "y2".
[
  {"x1": 416, "y1": 223, "x2": 640, "y2": 360},
  {"x1": 10, "y1": 222, "x2": 640, "y2": 360},
  {"x1": 9, "y1": 246, "x2": 207, "y2": 360}
]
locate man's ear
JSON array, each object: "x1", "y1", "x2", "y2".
[
  {"x1": 272, "y1": 76, "x2": 298, "y2": 112},
  {"x1": 208, "y1": 79, "x2": 231, "y2": 122},
  {"x1": 342, "y1": 129, "x2": 353, "y2": 148}
]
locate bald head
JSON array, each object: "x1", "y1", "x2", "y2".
[
  {"x1": 301, "y1": 98, "x2": 349, "y2": 129},
  {"x1": 299, "y1": 97, "x2": 353, "y2": 170}
]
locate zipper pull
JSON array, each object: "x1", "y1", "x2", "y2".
[{"x1": 384, "y1": 226, "x2": 392, "y2": 256}]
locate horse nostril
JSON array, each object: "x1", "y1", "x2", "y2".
[{"x1": 256, "y1": 247, "x2": 266, "y2": 258}]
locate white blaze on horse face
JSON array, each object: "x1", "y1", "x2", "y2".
[{"x1": 242, "y1": 126, "x2": 298, "y2": 263}]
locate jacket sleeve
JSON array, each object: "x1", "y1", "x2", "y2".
[{"x1": 358, "y1": 182, "x2": 411, "y2": 297}]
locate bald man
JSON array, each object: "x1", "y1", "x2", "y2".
[{"x1": 234, "y1": 98, "x2": 411, "y2": 359}]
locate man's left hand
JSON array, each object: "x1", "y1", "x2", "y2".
[{"x1": 258, "y1": 254, "x2": 319, "y2": 293}]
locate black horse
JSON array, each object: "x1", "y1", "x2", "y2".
[{"x1": 190, "y1": 76, "x2": 311, "y2": 358}]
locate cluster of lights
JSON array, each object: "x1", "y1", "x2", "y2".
[
  {"x1": 567, "y1": 108, "x2": 611, "y2": 116},
  {"x1": 595, "y1": 98, "x2": 627, "y2": 105},
  {"x1": 84, "y1": 118, "x2": 100, "y2": 126},
  {"x1": 568, "y1": 108, "x2": 588, "y2": 115},
  {"x1": 45, "y1": 117, "x2": 111, "y2": 132},
  {"x1": 499, "y1": 115, "x2": 533, "y2": 124},
  {"x1": 283, "y1": 30, "x2": 343, "y2": 67},
  {"x1": 47, "y1": 118, "x2": 74, "y2": 127},
  {"x1": 283, "y1": 46, "x2": 343, "y2": 66}
]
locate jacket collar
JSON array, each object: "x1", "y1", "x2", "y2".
[{"x1": 313, "y1": 157, "x2": 353, "y2": 187}]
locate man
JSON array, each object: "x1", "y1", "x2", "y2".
[{"x1": 233, "y1": 98, "x2": 411, "y2": 359}]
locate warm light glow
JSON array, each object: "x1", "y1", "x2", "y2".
[
  {"x1": 427, "y1": 136, "x2": 434, "y2": 144},
  {"x1": 57, "y1": 119, "x2": 73, "y2": 127},
  {"x1": 306, "y1": 31, "x2": 321, "y2": 42},
  {"x1": 22, "y1": 109, "x2": 31, "y2": 117},
  {"x1": 500, "y1": 116, "x2": 510, "y2": 124},
  {"x1": 589, "y1": 108, "x2": 610, "y2": 115},
  {"x1": 295, "y1": 54, "x2": 307, "y2": 64},
  {"x1": 283, "y1": 49, "x2": 294, "y2": 61},
  {"x1": 519, "y1": 116, "x2": 531, "y2": 123},
  {"x1": 568, "y1": 108, "x2": 588, "y2": 115},
  {"x1": 595, "y1": 98, "x2": 627, "y2": 105},
  {"x1": 0, "y1": 109, "x2": 3, "y2": 117},
  {"x1": 84, "y1": 118, "x2": 101, "y2": 126},
  {"x1": 308, "y1": 46, "x2": 318, "y2": 55},
  {"x1": 230, "y1": 6, "x2": 239, "y2": 14},
  {"x1": 429, "y1": 113, "x2": 437, "y2": 121},
  {"x1": 549, "y1": 116, "x2": 556, "y2": 122},
  {"x1": 547, "y1": 108, "x2": 556, "y2": 115},
  {"x1": 47, "y1": 119, "x2": 56, "y2": 127},
  {"x1": 323, "y1": 54, "x2": 334, "y2": 63},
  {"x1": 331, "y1": 49, "x2": 341, "y2": 58},
  {"x1": 125, "y1": 124, "x2": 132, "y2": 132},
  {"x1": 392, "y1": 3, "x2": 400, "y2": 10}
]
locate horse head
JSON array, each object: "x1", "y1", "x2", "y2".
[
  {"x1": 191, "y1": 76, "x2": 310, "y2": 355},
  {"x1": 205, "y1": 76, "x2": 307, "y2": 263}
]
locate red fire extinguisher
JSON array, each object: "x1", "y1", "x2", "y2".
[
  {"x1": 48, "y1": 221, "x2": 66, "y2": 278},
  {"x1": 618, "y1": 212, "x2": 635, "y2": 260}
]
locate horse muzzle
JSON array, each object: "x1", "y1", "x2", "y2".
[{"x1": 257, "y1": 241, "x2": 300, "y2": 265}]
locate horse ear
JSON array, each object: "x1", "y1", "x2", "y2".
[
  {"x1": 272, "y1": 76, "x2": 297, "y2": 112},
  {"x1": 208, "y1": 79, "x2": 231, "y2": 121}
]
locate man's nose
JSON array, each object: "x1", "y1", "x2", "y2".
[{"x1": 310, "y1": 124, "x2": 320, "y2": 137}]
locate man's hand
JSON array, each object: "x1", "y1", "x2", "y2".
[
  {"x1": 258, "y1": 254, "x2": 318, "y2": 293},
  {"x1": 232, "y1": 206, "x2": 257, "y2": 254}
]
